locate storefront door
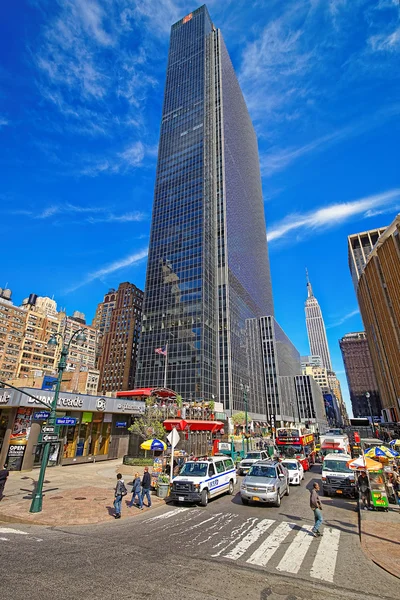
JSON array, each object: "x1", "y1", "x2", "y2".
[
  {"x1": 34, "y1": 442, "x2": 61, "y2": 467},
  {"x1": 0, "y1": 411, "x2": 8, "y2": 453}
]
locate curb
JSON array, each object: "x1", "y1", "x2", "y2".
[{"x1": 359, "y1": 508, "x2": 400, "y2": 580}]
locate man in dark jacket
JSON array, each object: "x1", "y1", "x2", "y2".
[
  {"x1": 141, "y1": 466, "x2": 152, "y2": 508},
  {"x1": 113, "y1": 473, "x2": 127, "y2": 519},
  {"x1": 310, "y1": 482, "x2": 323, "y2": 537},
  {"x1": 358, "y1": 471, "x2": 372, "y2": 510},
  {"x1": 0, "y1": 464, "x2": 9, "y2": 501}
]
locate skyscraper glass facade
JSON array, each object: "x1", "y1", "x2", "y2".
[{"x1": 135, "y1": 6, "x2": 274, "y2": 412}]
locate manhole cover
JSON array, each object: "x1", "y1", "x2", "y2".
[
  {"x1": 93, "y1": 498, "x2": 107, "y2": 501},
  {"x1": 74, "y1": 497, "x2": 87, "y2": 500},
  {"x1": 50, "y1": 496, "x2": 64, "y2": 500}
]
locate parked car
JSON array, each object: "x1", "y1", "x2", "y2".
[
  {"x1": 240, "y1": 460, "x2": 289, "y2": 507},
  {"x1": 281, "y1": 459, "x2": 304, "y2": 485},
  {"x1": 237, "y1": 451, "x2": 269, "y2": 475}
]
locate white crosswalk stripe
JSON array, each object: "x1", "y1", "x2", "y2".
[
  {"x1": 310, "y1": 527, "x2": 341, "y2": 583},
  {"x1": 247, "y1": 521, "x2": 294, "y2": 567},
  {"x1": 0, "y1": 527, "x2": 43, "y2": 543},
  {"x1": 276, "y1": 525, "x2": 314, "y2": 574},
  {"x1": 224, "y1": 519, "x2": 274, "y2": 560}
]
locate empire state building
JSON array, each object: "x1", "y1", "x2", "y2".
[{"x1": 305, "y1": 272, "x2": 332, "y2": 371}]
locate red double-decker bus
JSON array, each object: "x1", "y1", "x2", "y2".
[{"x1": 276, "y1": 428, "x2": 316, "y2": 471}]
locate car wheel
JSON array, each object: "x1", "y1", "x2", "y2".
[
  {"x1": 274, "y1": 493, "x2": 281, "y2": 508},
  {"x1": 228, "y1": 480, "x2": 234, "y2": 495},
  {"x1": 241, "y1": 496, "x2": 249, "y2": 505},
  {"x1": 285, "y1": 483, "x2": 290, "y2": 496},
  {"x1": 200, "y1": 489, "x2": 209, "y2": 507}
]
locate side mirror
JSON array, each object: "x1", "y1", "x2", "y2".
[{"x1": 279, "y1": 473, "x2": 285, "y2": 479}]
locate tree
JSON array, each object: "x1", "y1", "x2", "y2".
[
  {"x1": 128, "y1": 398, "x2": 166, "y2": 440},
  {"x1": 231, "y1": 411, "x2": 246, "y2": 427}
]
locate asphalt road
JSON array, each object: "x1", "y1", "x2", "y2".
[{"x1": 1, "y1": 466, "x2": 397, "y2": 600}]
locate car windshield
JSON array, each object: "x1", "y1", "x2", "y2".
[
  {"x1": 179, "y1": 462, "x2": 208, "y2": 477},
  {"x1": 283, "y1": 462, "x2": 298, "y2": 471},
  {"x1": 323, "y1": 460, "x2": 352, "y2": 473},
  {"x1": 245, "y1": 452, "x2": 262, "y2": 459},
  {"x1": 248, "y1": 465, "x2": 276, "y2": 478}
]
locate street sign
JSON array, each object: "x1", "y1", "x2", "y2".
[
  {"x1": 56, "y1": 417, "x2": 77, "y2": 426},
  {"x1": 34, "y1": 411, "x2": 50, "y2": 420},
  {"x1": 42, "y1": 426, "x2": 56, "y2": 434},
  {"x1": 115, "y1": 422, "x2": 127, "y2": 428},
  {"x1": 41, "y1": 434, "x2": 59, "y2": 443},
  {"x1": 167, "y1": 427, "x2": 180, "y2": 447}
]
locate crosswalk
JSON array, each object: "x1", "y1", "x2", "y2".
[
  {"x1": 0, "y1": 526, "x2": 43, "y2": 543},
  {"x1": 143, "y1": 508, "x2": 342, "y2": 583}
]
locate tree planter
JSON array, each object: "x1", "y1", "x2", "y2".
[{"x1": 157, "y1": 483, "x2": 170, "y2": 499}]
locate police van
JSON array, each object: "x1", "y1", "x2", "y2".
[{"x1": 170, "y1": 456, "x2": 237, "y2": 506}]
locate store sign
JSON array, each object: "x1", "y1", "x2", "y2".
[
  {"x1": 28, "y1": 395, "x2": 84, "y2": 408},
  {"x1": 0, "y1": 392, "x2": 10, "y2": 404},
  {"x1": 115, "y1": 422, "x2": 127, "y2": 428},
  {"x1": 96, "y1": 397, "x2": 107, "y2": 412},
  {"x1": 117, "y1": 401, "x2": 145, "y2": 414}
]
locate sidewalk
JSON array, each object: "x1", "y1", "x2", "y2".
[
  {"x1": 0, "y1": 460, "x2": 165, "y2": 526},
  {"x1": 360, "y1": 503, "x2": 400, "y2": 579}
]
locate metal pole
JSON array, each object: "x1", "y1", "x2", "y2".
[
  {"x1": 365, "y1": 392, "x2": 374, "y2": 436},
  {"x1": 163, "y1": 341, "x2": 168, "y2": 389},
  {"x1": 244, "y1": 389, "x2": 249, "y2": 452},
  {"x1": 30, "y1": 344, "x2": 66, "y2": 513}
]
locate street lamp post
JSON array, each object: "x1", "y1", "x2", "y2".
[
  {"x1": 240, "y1": 382, "x2": 250, "y2": 452},
  {"x1": 29, "y1": 328, "x2": 87, "y2": 513},
  {"x1": 365, "y1": 391, "x2": 375, "y2": 437}
]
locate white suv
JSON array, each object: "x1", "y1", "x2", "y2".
[
  {"x1": 237, "y1": 451, "x2": 269, "y2": 475},
  {"x1": 170, "y1": 456, "x2": 237, "y2": 507}
]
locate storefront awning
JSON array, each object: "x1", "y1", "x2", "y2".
[
  {"x1": 116, "y1": 387, "x2": 177, "y2": 399},
  {"x1": 164, "y1": 419, "x2": 224, "y2": 432}
]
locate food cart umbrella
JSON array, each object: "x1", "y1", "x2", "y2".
[
  {"x1": 389, "y1": 439, "x2": 400, "y2": 446},
  {"x1": 346, "y1": 456, "x2": 382, "y2": 471},
  {"x1": 378, "y1": 445, "x2": 399, "y2": 457},
  {"x1": 140, "y1": 439, "x2": 167, "y2": 451},
  {"x1": 364, "y1": 447, "x2": 387, "y2": 458}
]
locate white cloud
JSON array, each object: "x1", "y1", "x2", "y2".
[
  {"x1": 119, "y1": 142, "x2": 145, "y2": 167},
  {"x1": 327, "y1": 309, "x2": 360, "y2": 329},
  {"x1": 65, "y1": 248, "x2": 148, "y2": 293},
  {"x1": 0, "y1": 117, "x2": 9, "y2": 128},
  {"x1": 267, "y1": 189, "x2": 400, "y2": 242},
  {"x1": 87, "y1": 211, "x2": 146, "y2": 224},
  {"x1": 10, "y1": 203, "x2": 147, "y2": 224},
  {"x1": 369, "y1": 27, "x2": 400, "y2": 53}
]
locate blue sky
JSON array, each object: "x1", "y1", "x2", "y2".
[{"x1": 1, "y1": 0, "x2": 400, "y2": 415}]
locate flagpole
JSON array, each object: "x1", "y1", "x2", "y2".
[{"x1": 163, "y1": 341, "x2": 168, "y2": 388}]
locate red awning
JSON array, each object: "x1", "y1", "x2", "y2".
[
  {"x1": 116, "y1": 387, "x2": 177, "y2": 399},
  {"x1": 164, "y1": 419, "x2": 224, "y2": 432}
]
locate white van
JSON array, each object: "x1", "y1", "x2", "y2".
[
  {"x1": 170, "y1": 456, "x2": 237, "y2": 506},
  {"x1": 321, "y1": 453, "x2": 356, "y2": 497}
]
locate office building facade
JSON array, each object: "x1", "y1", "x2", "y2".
[
  {"x1": 348, "y1": 226, "x2": 387, "y2": 291},
  {"x1": 339, "y1": 331, "x2": 382, "y2": 418},
  {"x1": 305, "y1": 273, "x2": 332, "y2": 371},
  {"x1": 98, "y1": 282, "x2": 143, "y2": 394},
  {"x1": 135, "y1": 6, "x2": 274, "y2": 413},
  {"x1": 356, "y1": 215, "x2": 400, "y2": 422}
]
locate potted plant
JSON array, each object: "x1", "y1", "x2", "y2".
[{"x1": 157, "y1": 473, "x2": 170, "y2": 499}]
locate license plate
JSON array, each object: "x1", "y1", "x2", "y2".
[
  {"x1": 178, "y1": 496, "x2": 185, "y2": 501},
  {"x1": 252, "y1": 496, "x2": 260, "y2": 502},
  {"x1": 336, "y1": 490, "x2": 342, "y2": 494}
]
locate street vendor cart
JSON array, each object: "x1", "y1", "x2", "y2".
[{"x1": 369, "y1": 468, "x2": 389, "y2": 510}]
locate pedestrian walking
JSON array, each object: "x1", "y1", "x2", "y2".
[
  {"x1": 113, "y1": 473, "x2": 127, "y2": 519},
  {"x1": 141, "y1": 466, "x2": 152, "y2": 508},
  {"x1": 310, "y1": 482, "x2": 323, "y2": 537},
  {"x1": 129, "y1": 472, "x2": 143, "y2": 509},
  {"x1": 357, "y1": 470, "x2": 372, "y2": 510},
  {"x1": 0, "y1": 463, "x2": 9, "y2": 501}
]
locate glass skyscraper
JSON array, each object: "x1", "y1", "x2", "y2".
[{"x1": 135, "y1": 5, "x2": 274, "y2": 413}]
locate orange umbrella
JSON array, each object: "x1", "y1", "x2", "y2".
[{"x1": 346, "y1": 456, "x2": 382, "y2": 471}]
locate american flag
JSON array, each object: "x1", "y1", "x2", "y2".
[{"x1": 154, "y1": 345, "x2": 167, "y2": 356}]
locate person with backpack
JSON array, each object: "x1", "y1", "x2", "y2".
[
  {"x1": 114, "y1": 473, "x2": 127, "y2": 519},
  {"x1": 129, "y1": 472, "x2": 143, "y2": 509}
]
